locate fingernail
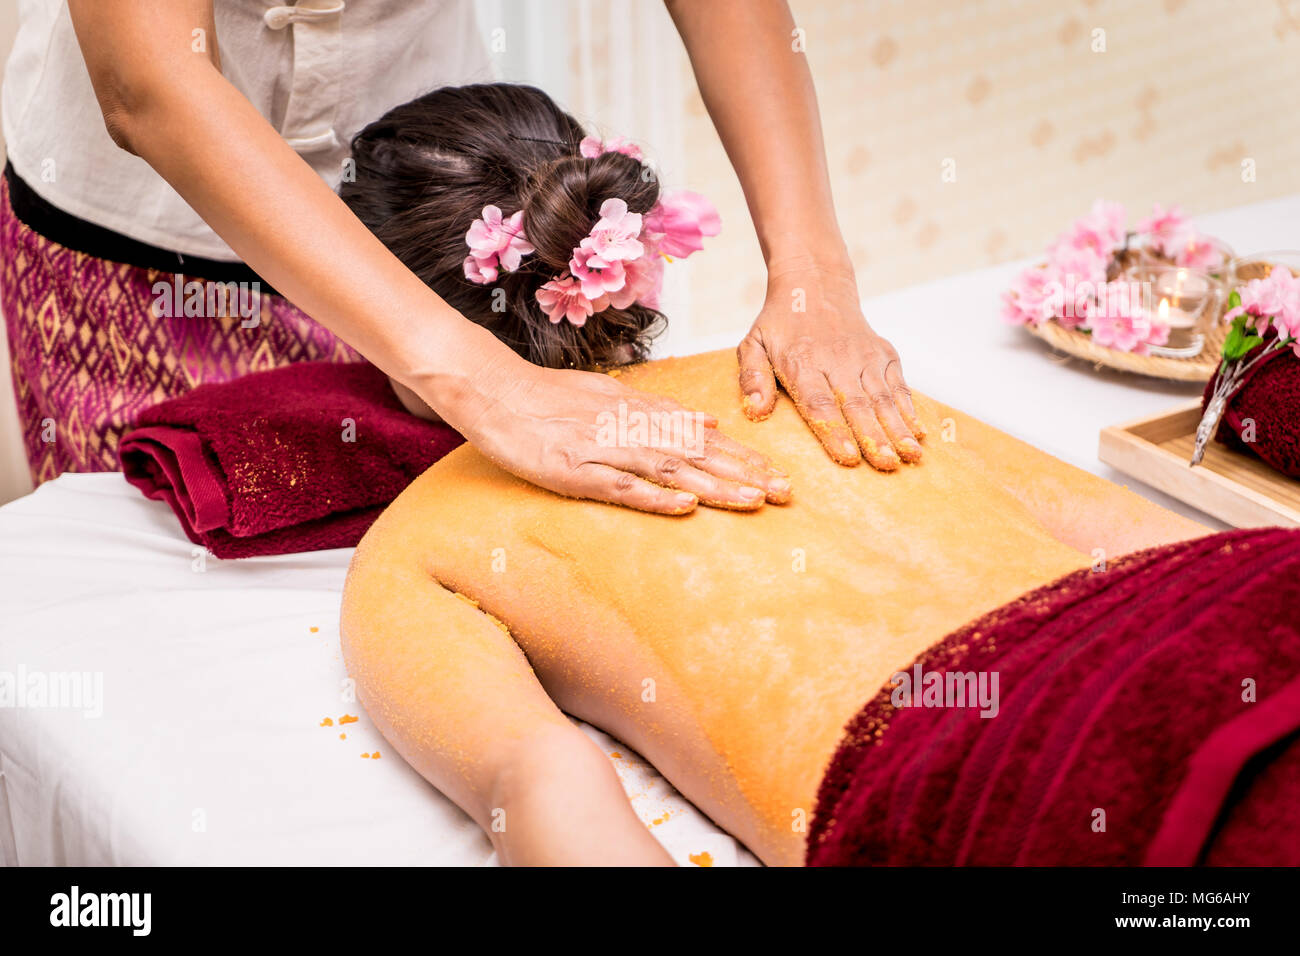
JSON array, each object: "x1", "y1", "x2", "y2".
[
  {"x1": 768, "y1": 476, "x2": 790, "y2": 495},
  {"x1": 842, "y1": 440, "x2": 860, "y2": 458},
  {"x1": 746, "y1": 391, "x2": 763, "y2": 408},
  {"x1": 740, "y1": 486, "x2": 765, "y2": 500},
  {"x1": 675, "y1": 492, "x2": 697, "y2": 509},
  {"x1": 902, "y1": 438, "x2": 923, "y2": 458}
]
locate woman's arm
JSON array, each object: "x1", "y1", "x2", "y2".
[
  {"x1": 67, "y1": 0, "x2": 788, "y2": 513},
  {"x1": 667, "y1": 0, "x2": 925, "y2": 471}
]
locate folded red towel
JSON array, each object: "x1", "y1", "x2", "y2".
[
  {"x1": 1202, "y1": 335, "x2": 1300, "y2": 478},
  {"x1": 121, "y1": 362, "x2": 464, "y2": 558},
  {"x1": 807, "y1": 527, "x2": 1300, "y2": 866}
]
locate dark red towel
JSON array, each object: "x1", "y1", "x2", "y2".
[
  {"x1": 1202, "y1": 335, "x2": 1300, "y2": 478},
  {"x1": 807, "y1": 527, "x2": 1300, "y2": 866},
  {"x1": 120, "y1": 362, "x2": 464, "y2": 558}
]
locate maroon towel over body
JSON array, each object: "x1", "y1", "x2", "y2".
[
  {"x1": 121, "y1": 362, "x2": 464, "y2": 558},
  {"x1": 807, "y1": 527, "x2": 1300, "y2": 866}
]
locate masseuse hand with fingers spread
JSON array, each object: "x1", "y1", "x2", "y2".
[
  {"x1": 64, "y1": 0, "x2": 915, "y2": 517},
  {"x1": 668, "y1": 0, "x2": 924, "y2": 470}
]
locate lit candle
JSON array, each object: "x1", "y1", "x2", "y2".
[
  {"x1": 1155, "y1": 269, "x2": 1210, "y2": 301},
  {"x1": 1158, "y1": 296, "x2": 1196, "y2": 329}
]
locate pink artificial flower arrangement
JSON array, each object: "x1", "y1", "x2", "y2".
[
  {"x1": 462, "y1": 136, "x2": 720, "y2": 327},
  {"x1": 1002, "y1": 200, "x2": 1225, "y2": 355},
  {"x1": 1223, "y1": 263, "x2": 1300, "y2": 347}
]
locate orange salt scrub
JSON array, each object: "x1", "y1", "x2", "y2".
[
  {"x1": 341, "y1": 349, "x2": 1208, "y2": 866},
  {"x1": 320, "y1": 718, "x2": 334, "y2": 727},
  {"x1": 339, "y1": 715, "x2": 358, "y2": 725},
  {"x1": 689, "y1": 851, "x2": 714, "y2": 868}
]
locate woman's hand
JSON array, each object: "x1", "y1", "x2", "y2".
[
  {"x1": 737, "y1": 263, "x2": 925, "y2": 470},
  {"x1": 436, "y1": 349, "x2": 790, "y2": 515}
]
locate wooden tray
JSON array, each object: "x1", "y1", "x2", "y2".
[{"x1": 1099, "y1": 400, "x2": 1300, "y2": 528}]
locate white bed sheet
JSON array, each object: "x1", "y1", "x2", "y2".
[{"x1": 0, "y1": 474, "x2": 758, "y2": 866}]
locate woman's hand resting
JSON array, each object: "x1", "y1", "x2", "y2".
[
  {"x1": 738, "y1": 263, "x2": 925, "y2": 471},
  {"x1": 433, "y1": 349, "x2": 790, "y2": 515}
]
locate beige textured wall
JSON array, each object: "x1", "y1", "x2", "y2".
[{"x1": 681, "y1": 0, "x2": 1300, "y2": 340}]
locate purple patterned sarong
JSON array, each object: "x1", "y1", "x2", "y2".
[{"x1": 0, "y1": 174, "x2": 363, "y2": 484}]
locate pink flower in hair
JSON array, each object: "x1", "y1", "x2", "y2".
[
  {"x1": 569, "y1": 246, "x2": 627, "y2": 300},
  {"x1": 643, "y1": 191, "x2": 721, "y2": 259},
  {"x1": 607, "y1": 249, "x2": 665, "y2": 310},
  {"x1": 1135, "y1": 203, "x2": 1191, "y2": 257},
  {"x1": 465, "y1": 205, "x2": 534, "y2": 274},
  {"x1": 585, "y1": 198, "x2": 645, "y2": 262},
  {"x1": 536, "y1": 274, "x2": 596, "y2": 327},
  {"x1": 579, "y1": 135, "x2": 644, "y2": 161},
  {"x1": 463, "y1": 254, "x2": 499, "y2": 285}
]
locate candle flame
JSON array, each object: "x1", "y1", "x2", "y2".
[{"x1": 1158, "y1": 297, "x2": 1170, "y2": 321}]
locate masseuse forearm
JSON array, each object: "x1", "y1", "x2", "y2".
[
  {"x1": 666, "y1": 0, "x2": 851, "y2": 273},
  {"x1": 67, "y1": 0, "x2": 506, "y2": 404}
]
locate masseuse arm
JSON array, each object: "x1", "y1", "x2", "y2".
[
  {"x1": 667, "y1": 0, "x2": 924, "y2": 472},
  {"x1": 65, "y1": 0, "x2": 788, "y2": 515}
]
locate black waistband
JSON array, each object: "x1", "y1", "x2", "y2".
[{"x1": 3, "y1": 159, "x2": 280, "y2": 295}]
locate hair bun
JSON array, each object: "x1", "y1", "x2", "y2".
[
  {"x1": 523, "y1": 152, "x2": 659, "y2": 272},
  {"x1": 342, "y1": 82, "x2": 665, "y2": 370}
]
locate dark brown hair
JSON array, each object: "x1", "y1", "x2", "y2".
[{"x1": 341, "y1": 83, "x2": 665, "y2": 369}]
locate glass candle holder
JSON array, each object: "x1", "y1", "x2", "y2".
[
  {"x1": 1229, "y1": 250, "x2": 1300, "y2": 285},
  {"x1": 1128, "y1": 234, "x2": 1235, "y2": 288},
  {"x1": 1126, "y1": 264, "x2": 1216, "y2": 358}
]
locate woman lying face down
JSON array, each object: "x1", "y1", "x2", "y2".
[{"x1": 339, "y1": 86, "x2": 1211, "y2": 866}]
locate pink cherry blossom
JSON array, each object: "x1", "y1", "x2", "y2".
[
  {"x1": 579, "y1": 135, "x2": 644, "y2": 161},
  {"x1": 607, "y1": 250, "x2": 665, "y2": 310},
  {"x1": 535, "y1": 274, "x2": 596, "y2": 327},
  {"x1": 463, "y1": 254, "x2": 498, "y2": 285},
  {"x1": 569, "y1": 245, "x2": 627, "y2": 300},
  {"x1": 1052, "y1": 244, "x2": 1109, "y2": 320},
  {"x1": 586, "y1": 199, "x2": 644, "y2": 262},
  {"x1": 1226, "y1": 264, "x2": 1300, "y2": 339},
  {"x1": 465, "y1": 205, "x2": 534, "y2": 274},
  {"x1": 1053, "y1": 199, "x2": 1127, "y2": 260},
  {"x1": 1089, "y1": 303, "x2": 1170, "y2": 354},
  {"x1": 1173, "y1": 234, "x2": 1220, "y2": 271},
  {"x1": 1135, "y1": 203, "x2": 1191, "y2": 257},
  {"x1": 644, "y1": 191, "x2": 722, "y2": 259},
  {"x1": 1000, "y1": 264, "x2": 1064, "y2": 327}
]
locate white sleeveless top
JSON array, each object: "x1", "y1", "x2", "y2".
[{"x1": 2, "y1": 0, "x2": 493, "y2": 260}]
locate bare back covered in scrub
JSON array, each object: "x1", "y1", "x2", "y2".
[{"x1": 340, "y1": 349, "x2": 1206, "y2": 865}]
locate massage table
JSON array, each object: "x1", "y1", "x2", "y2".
[
  {"x1": 6, "y1": 194, "x2": 1297, "y2": 865},
  {"x1": 0, "y1": 473, "x2": 757, "y2": 866}
]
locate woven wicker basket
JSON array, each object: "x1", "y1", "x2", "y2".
[
  {"x1": 1020, "y1": 254, "x2": 1273, "y2": 383},
  {"x1": 1025, "y1": 315, "x2": 1228, "y2": 383}
]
